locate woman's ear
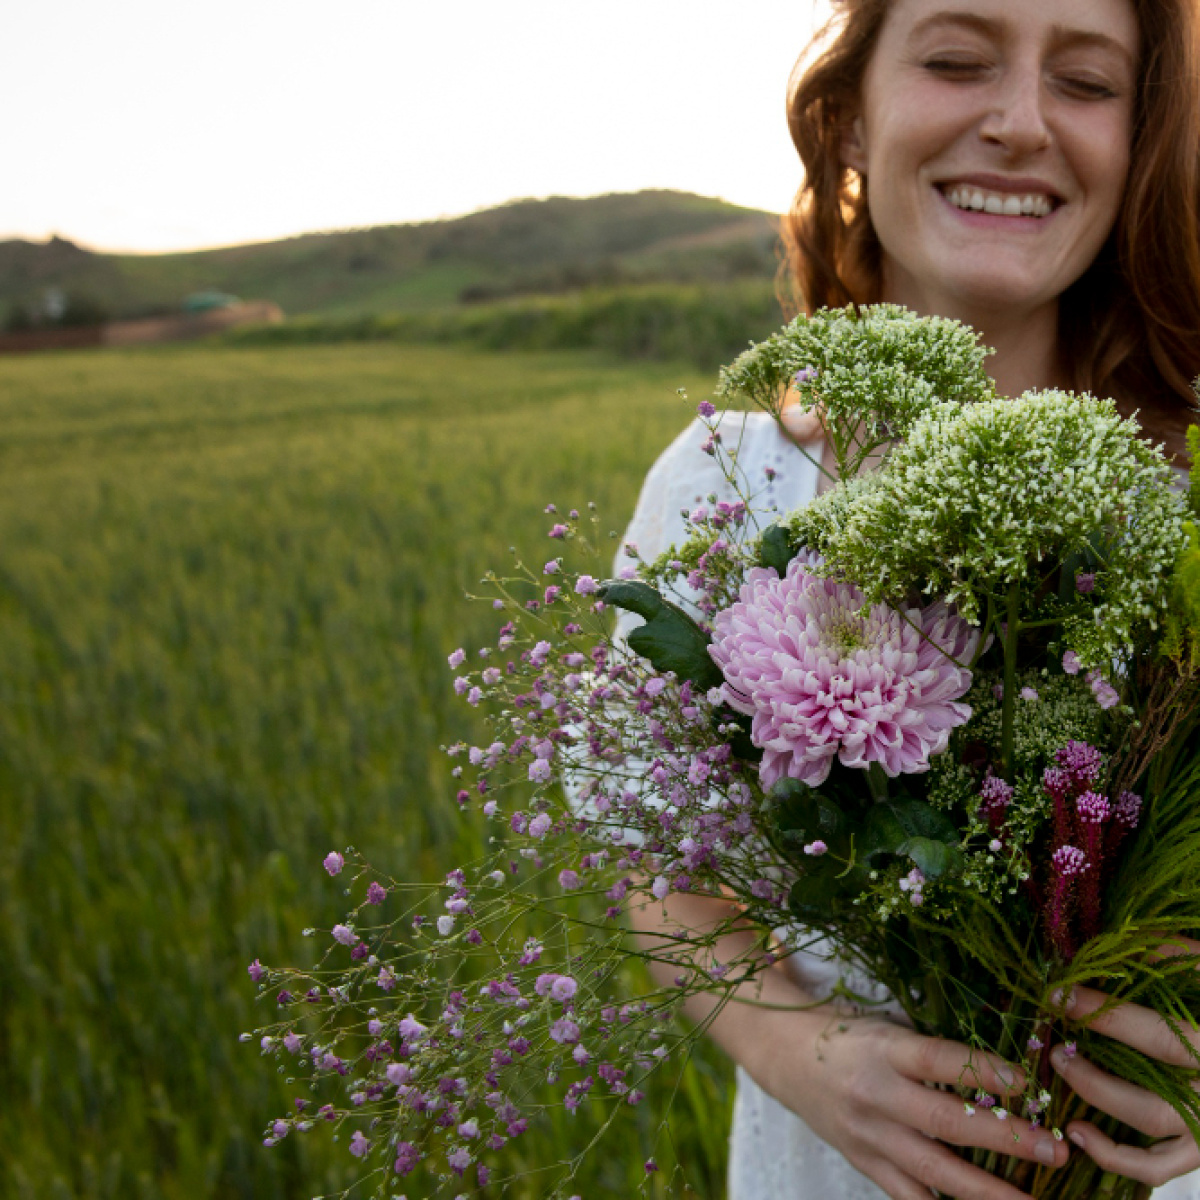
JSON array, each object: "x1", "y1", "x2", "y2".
[{"x1": 840, "y1": 113, "x2": 868, "y2": 175}]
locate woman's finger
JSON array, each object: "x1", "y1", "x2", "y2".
[
  {"x1": 1060, "y1": 986, "x2": 1200, "y2": 1069},
  {"x1": 1065, "y1": 1121, "x2": 1200, "y2": 1189},
  {"x1": 888, "y1": 1125, "x2": 1046, "y2": 1199},
  {"x1": 1148, "y1": 933, "x2": 1200, "y2": 963},
  {"x1": 887, "y1": 1031, "x2": 1027, "y2": 1096},
  {"x1": 1050, "y1": 1044, "x2": 1189, "y2": 1138},
  {"x1": 895, "y1": 1077, "x2": 1067, "y2": 1167},
  {"x1": 854, "y1": 1154, "x2": 936, "y2": 1200},
  {"x1": 779, "y1": 389, "x2": 824, "y2": 443}
]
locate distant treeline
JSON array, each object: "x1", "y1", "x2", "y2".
[{"x1": 225, "y1": 281, "x2": 788, "y2": 368}]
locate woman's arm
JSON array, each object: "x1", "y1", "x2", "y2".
[{"x1": 629, "y1": 889, "x2": 1071, "y2": 1200}]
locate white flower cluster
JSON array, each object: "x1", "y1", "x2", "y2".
[
  {"x1": 716, "y1": 303, "x2": 994, "y2": 447},
  {"x1": 794, "y1": 390, "x2": 1184, "y2": 666}
]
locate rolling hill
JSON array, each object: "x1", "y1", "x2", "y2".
[{"x1": 1, "y1": 191, "x2": 781, "y2": 323}]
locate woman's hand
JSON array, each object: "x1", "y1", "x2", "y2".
[
  {"x1": 1050, "y1": 939, "x2": 1200, "y2": 1188},
  {"x1": 630, "y1": 888, "x2": 1067, "y2": 1199},
  {"x1": 779, "y1": 387, "x2": 824, "y2": 443},
  {"x1": 760, "y1": 1012, "x2": 1068, "y2": 1200}
]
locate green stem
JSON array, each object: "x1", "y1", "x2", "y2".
[
  {"x1": 1002, "y1": 583, "x2": 1020, "y2": 779},
  {"x1": 866, "y1": 762, "x2": 889, "y2": 803}
]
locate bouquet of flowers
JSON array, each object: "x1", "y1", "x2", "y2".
[{"x1": 245, "y1": 306, "x2": 1200, "y2": 1200}]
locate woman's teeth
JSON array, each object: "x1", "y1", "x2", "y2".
[{"x1": 942, "y1": 185, "x2": 1055, "y2": 218}]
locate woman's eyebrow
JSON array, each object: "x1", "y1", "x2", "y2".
[
  {"x1": 908, "y1": 11, "x2": 1004, "y2": 41},
  {"x1": 1048, "y1": 25, "x2": 1136, "y2": 69},
  {"x1": 909, "y1": 11, "x2": 1135, "y2": 69}
]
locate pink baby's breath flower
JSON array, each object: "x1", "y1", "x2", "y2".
[
  {"x1": 549, "y1": 1017, "x2": 581, "y2": 1044},
  {"x1": 575, "y1": 575, "x2": 599, "y2": 595},
  {"x1": 550, "y1": 975, "x2": 579, "y2": 1002},
  {"x1": 1087, "y1": 670, "x2": 1120, "y2": 711},
  {"x1": 366, "y1": 881, "x2": 386, "y2": 905},
  {"x1": 708, "y1": 558, "x2": 979, "y2": 787},
  {"x1": 448, "y1": 648, "x2": 466, "y2": 668},
  {"x1": 697, "y1": 400, "x2": 716, "y2": 418},
  {"x1": 323, "y1": 851, "x2": 345, "y2": 876},
  {"x1": 803, "y1": 840, "x2": 827, "y2": 856},
  {"x1": 248, "y1": 959, "x2": 265, "y2": 982},
  {"x1": 332, "y1": 924, "x2": 356, "y2": 946},
  {"x1": 1062, "y1": 651, "x2": 1082, "y2": 676}
]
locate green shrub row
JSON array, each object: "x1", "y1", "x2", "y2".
[{"x1": 225, "y1": 281, "x2": 786, "y2": 368}]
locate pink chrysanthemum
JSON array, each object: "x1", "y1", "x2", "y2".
[{"x1": 709, "y1": 557, "x2": 980, "y2": 788}]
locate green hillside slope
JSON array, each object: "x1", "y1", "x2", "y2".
[{"x1": 1, "y1": 191, "x2": 779, "y2": 322}]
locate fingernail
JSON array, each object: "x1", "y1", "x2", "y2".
[
  {"x1": 1050, "y1": 987, "x2": 1075, "y2": 1012},
  {"x1": 1069, "y1": 1131, "x2": 1086, "y2": 1149},
  {"x1": 1035, "y1": 1139, "x2": 1058, "y2": 1165},
  {"x1": 996, "y1": 1063, "x2": 1016, "y2": 1088},
  {"x1": 1050, "y1": 1046, "x2": 1067, "y2": 1071}
]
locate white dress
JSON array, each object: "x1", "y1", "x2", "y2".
[{"x1": 614, "y1": 412, "x2": 1200, "y2": 1200}]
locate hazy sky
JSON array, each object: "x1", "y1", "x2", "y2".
[{"x1": 2, "y1": 1, "x2": 832, "y2": 253}]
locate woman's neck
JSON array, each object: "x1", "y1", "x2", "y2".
[{"x1": 881, "y1": 275, "x2": 1069, "y2": 398}]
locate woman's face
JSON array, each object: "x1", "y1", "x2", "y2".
[{"x1": 843, "y1": 0, "x2": 1138, "y2": 322}]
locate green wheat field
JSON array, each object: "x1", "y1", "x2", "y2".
[{"x1": 0, "y1": 343, "x2": 736, "y2": 1200}]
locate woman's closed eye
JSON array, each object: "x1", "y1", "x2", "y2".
[
  {"x1": 1052, "y1": 73, "x2": 1121, "y2": 101},
  {"x1": 922, "y1": 56, "x2": 993, "y2": 80}
]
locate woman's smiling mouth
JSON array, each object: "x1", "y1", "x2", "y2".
[{"x1": 937, "y1": 181, "x2": 1061, "y2": 220}]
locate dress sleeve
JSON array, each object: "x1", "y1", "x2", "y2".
[{"x1": 611, "y1": 413, "x2": 822, "y2": 632}]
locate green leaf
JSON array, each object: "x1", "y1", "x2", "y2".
[
  {"x1": 758, "y1": 524, "x2": 793, "y2": 574},
  {"x1": 859, "y1": 798, "x2": 960, "y2": 876},
  {"x1": 597, "y1": 579, "x2": 664, "y2": 622},
  {"x1": 859, "y1": 805, "x2": 910, "y2": 860},
  {"x1": 598, "y1": 579, "x2": 723, "y2": 690},
  {"x1": 896, "y1": 836, "x2": 964, "y2": 878},
  {"x1": 788, "y1": 863, "x2": 845, "y2": 919},
  {"x1": 769, "y1": 779, "x2": 844, "y2": 844}
]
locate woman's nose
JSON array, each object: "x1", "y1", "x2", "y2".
[{"x1": 979, "y1": 68, "x2": 1052, "y2": 157}]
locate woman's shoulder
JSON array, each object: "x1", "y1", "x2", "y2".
[
  {"x1": 646, "y1": 410, "x2": 792, "y2": 486},
  {"x1": 644, "y1": 411, "x2": 820, "y2": 510}
]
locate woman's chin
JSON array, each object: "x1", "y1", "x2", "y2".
[{"x1": 932, "y1": 268, "x2": 1063, "y2": 322}]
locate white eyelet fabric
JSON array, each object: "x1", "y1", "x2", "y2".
[{"x1": 616, "y1": 413, "x2": 1200, "y2": 1200}]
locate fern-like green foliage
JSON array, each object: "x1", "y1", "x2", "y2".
[
  {"x1": 1161, "y1": 520, "x2": 1200, "y2": 670},
  {"x1": 1188, "y1": 424, "x2": 1200, "y2": 520},
  {"x1": 1161, "y1": 427, "x2": 1200, "y2": 669}
]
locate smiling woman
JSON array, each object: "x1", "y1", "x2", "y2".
[
  {"x1": 782, "y1": 0, "x2": 1200, "y2": 461},
  {"x1": 624, "y1": 0, "x2": 1200, "y2": 1198}
]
